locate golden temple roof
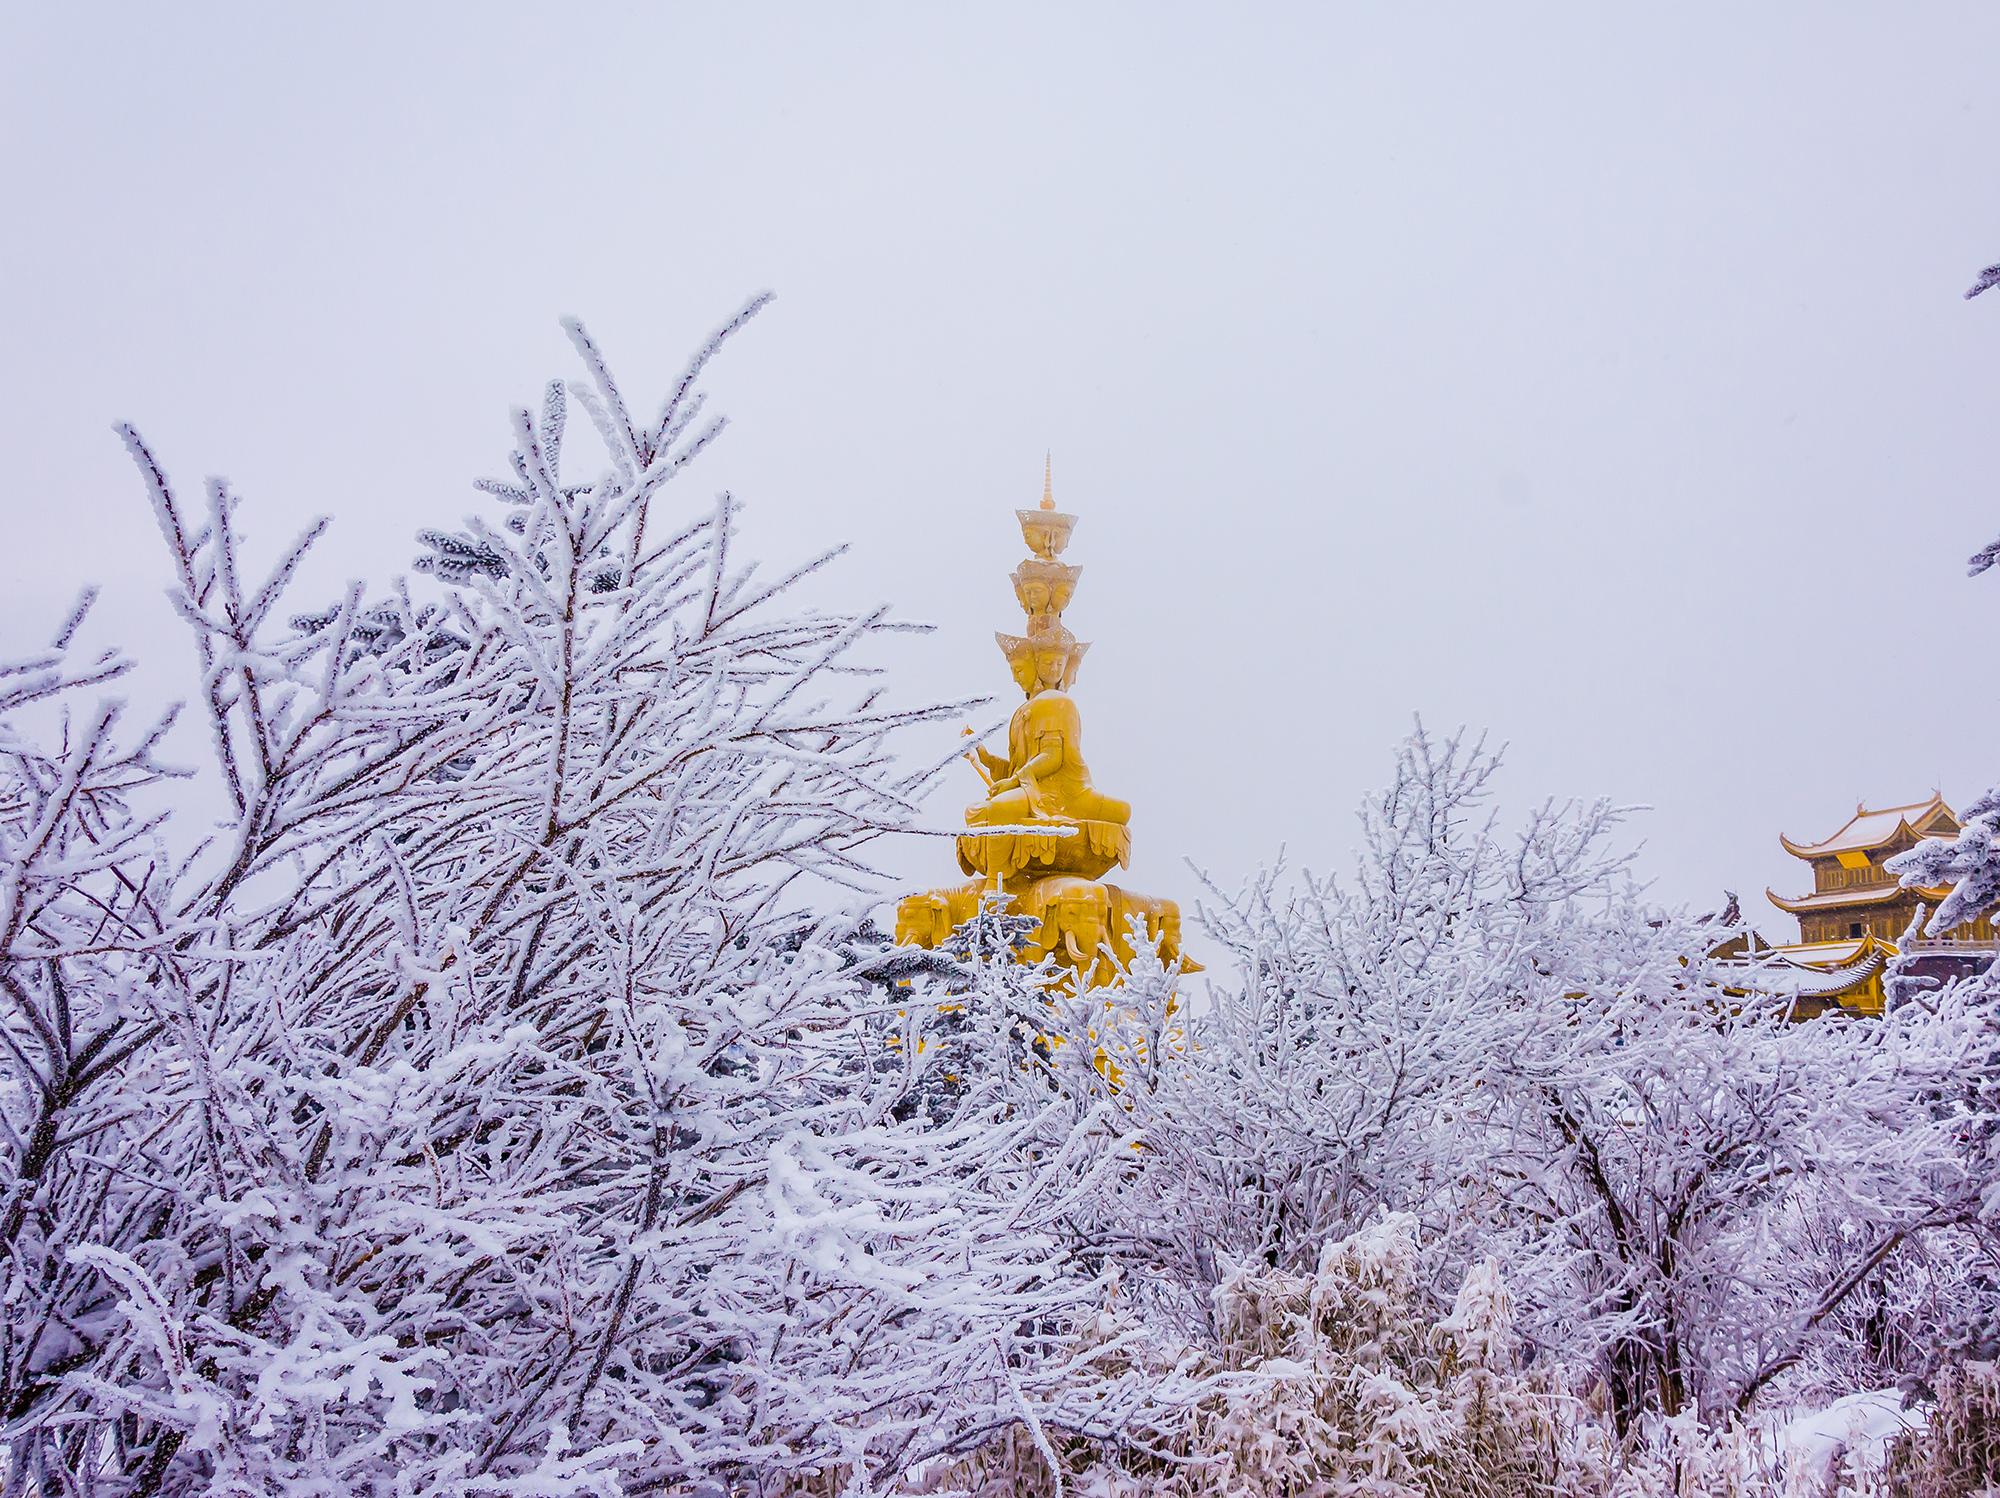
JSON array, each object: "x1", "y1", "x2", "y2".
[
  {"x1": 1778, "y1": 794, "x2": 1956, "y2": 860},
  {"x1": 1771, "y1": 934, "x2": 1899, "y2": 971},
  {"x1": 1766, "y1": 882, "x2": 1951, "y2": 915},
  {"x1": 1764, "y1": 942, "x2": 1892, "y2": 1001}
]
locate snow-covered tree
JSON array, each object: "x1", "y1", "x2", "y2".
[
  {"x1": 1478, "y1": 907, "x2": 1981, "y2": 1429},
  {"x1": 1050, "y1": 729, "x2": 1639, "y2": 1340},
  {"x1": 1061, "y1": 728, "x2": 1986, "y2": 1441},
  {"x1": 880, "y1": 891, "x2": 1071, "y2": 1126},
  {"x1": 1049, "y1": 732, "x2": 1604, "y2": 1312},
  {"x1": 0, "y1": 307, "x2": 1189, "y2": 1494}
]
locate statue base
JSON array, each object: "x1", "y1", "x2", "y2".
[
  {"x1": 955, "y1": 817, "x2": 1130, "y2": 882},
  {"x1": 895, "y1": 869, "x2": 1199, "y2": 990}
]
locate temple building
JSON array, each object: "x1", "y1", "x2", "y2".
[{"x1": 1757, "y1": 795, "x2": 1995, "y2": 1015}]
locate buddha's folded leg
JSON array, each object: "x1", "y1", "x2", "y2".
[
  {"x1": 1083, "y1": 793, "x2": 1132, "y2": 824},
  {"x1": 966, "y1": 788, "x2": 1036, "y2": 826}
]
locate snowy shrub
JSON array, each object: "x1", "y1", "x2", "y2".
[
  {"x1": 1882, "y1": 1360, "x2": 2000, "y2": 1496},
  {"x1": 0, "y1": 308, "x2": 1187, "y2": 1494},
  {"x1": 1182, "y1": 1215, "x2": 1593, "y2": 1497},
  {"x1": 923, "y1": 1213, "x2": 1604, "y2": 1498},
  {"x1": 10, "y1": 280, "x2": 1998, "y2": 1496}
]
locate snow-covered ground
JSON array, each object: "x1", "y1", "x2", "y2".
[{"x1": 1765, "y1": 1390, "x2": 1928, "y2": 1488}]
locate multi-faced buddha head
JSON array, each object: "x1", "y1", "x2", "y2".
[
  {"x1": 997, "y1": 625, "x2": 1086, "y2": 696},
  {"x1": 1016, "y1": 508, "x2": 1077, "y2": 561},
  {"x1": 1011, "y1": 559, "x2": 1080, "y2": 624}
]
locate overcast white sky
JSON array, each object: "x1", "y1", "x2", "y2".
[{"x1": 4, "y1": 4, "x2": 1997, "y2": 931}]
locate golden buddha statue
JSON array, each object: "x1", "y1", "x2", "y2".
[
  {"x1": 959, "y1": 623, "x2": 1132, "y2": 882},
  {"x1": 896, "y1": 460, "x2": 1197, "y2": 991}
]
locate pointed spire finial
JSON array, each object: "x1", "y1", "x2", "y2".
[{"x1": 1040, "y1": 452, "x2": 1054, "y2": 511}]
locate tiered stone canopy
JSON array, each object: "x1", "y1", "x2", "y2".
[{"x1": 895, "y1": 462, "x2": 1195, "y2": 987}]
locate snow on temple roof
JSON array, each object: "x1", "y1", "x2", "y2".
[
  {"x1": 1779, "y1": 794, "x2": 1955, "y2": 860},
  {"x1": 1713, "y1": 935, "x2": 1895, "y2": 1000},
  {"x1": 1766, "y1": 883, "x2": 1948, "y2": 914},
  {"x1": 1757, "y1": 949, "x2": 1889, "y2": 999},
  {"x1": 1777, "y1": 936, "x2": 1881, "y2": 968}
]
